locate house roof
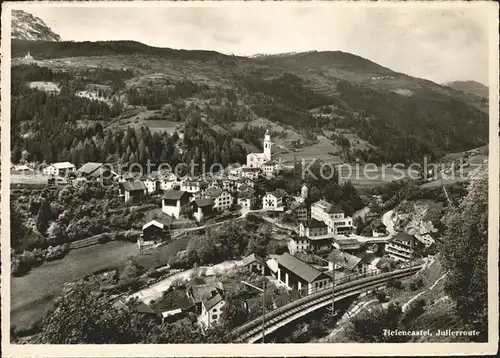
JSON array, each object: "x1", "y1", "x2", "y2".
[
  {"x1": 52, "y1": 161, "x2": 75, "y2": 169},
  {"x1": 238, "y1": 184, "x2": 250, "y2": 192},
  {"x1": 327, "y1": 249, "x2": 362, "y2": 271},
  {"x1": 135, "y1": 302, "x2": 159, "y2": 315},
  {"x1": 242, "y1": 167, "x2": 260, "y2": 172},
  {"x1": 163, "y1": 189, "x2": 188, "y2": 201},
  {"x1": 122, "y1": 181, "x2": 147, "y2": 191},
  {"x1": 193, "y1": 198, "x2": 215, "y2": 208},
  {"x1": 238, "y1": 191, "x2": 254, "y2": 199},
  {"x1": 202, "y1": 292, "x2": 224, "y2": 311},
  {"x1": 301, "y1": 219, "x2": 327, "y2": 229},
  {"x1": 393, "y1": 231, "x2": 415, "y2": 243},
  {"x1": 277, "y1": 253, "x2": 324, "y2": 283},
  {"x1": 142, "y1": 220, "x2": 165, "y2": 231},
  {"x1": 78, "y1": 162, "x2": 103, "y2": 175},
  {"x1": 266, "y1": 189, "x2": 286, "y2": 199},
  {"x1": 205, "y1": 187, "x2": 224, "y2": 198},
  {"x1": 313, "y1": 199, "x2": 344, "y2": 214},
  {"x1": 14, "y1": 164, "x2": 32, "y2": 171},
  {"x1": 188, "y1": 283, "x2": 224, "y2": 304},
  {"x1": 242, "y1": 253, "x2": 266, "y2": 267}
]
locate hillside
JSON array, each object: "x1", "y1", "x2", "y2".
[
  {"x1": 443, "y1": 80, "x2": 489, "y2": 99},
  {"x1": 11, "y1": 39, "x2": 489, "y2": 164},
  {"x1": 11, "y1": 10, "x2": 62, "y2": 42}
]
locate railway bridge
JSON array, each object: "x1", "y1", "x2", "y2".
[{"x1": 232, "y1": 265, "x2": 423, "y2": 343}]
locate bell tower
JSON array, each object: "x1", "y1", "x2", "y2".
[{"x1": 263, "y1": 129, "x2": 272, "y2": 161}]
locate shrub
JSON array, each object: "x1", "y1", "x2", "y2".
[
  {"x1": 401, "y1": 298, "x2": 426, "y2": 326},
  {"x1": 408, "y1": 278, "x2": 424, "y2": 292},
  {"x1": 387, "y1": 278, "x2": 403, "y2": 289},
  {"x1": 97, "y1": 234, "x2": 112, "y2": 244},
  {"x1": 376, "y1": 290, "x2": 388, "y2": 303}
]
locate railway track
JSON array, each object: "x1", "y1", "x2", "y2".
[{"x1": 232, "y1": 265, "x2": 422, "y2": 343}]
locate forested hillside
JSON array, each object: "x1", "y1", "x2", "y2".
[{"x1": 11, "y1": 40, "x2": 489, "y2": 165}]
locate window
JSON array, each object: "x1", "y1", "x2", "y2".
[
  {"x1": 213, "y1": 308, "x2": 217, "y2": 312},
  {"x1": 212, "y1": 315, "x2": 217, "y2": 320}
]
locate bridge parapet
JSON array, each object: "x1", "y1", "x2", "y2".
[{"x1": 232, "y1": 265, "x2": 423, "y2": 342}]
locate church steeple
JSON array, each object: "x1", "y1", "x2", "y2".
[{"x1": 263, "y1": 129, "x2": 272, "y2": 161}]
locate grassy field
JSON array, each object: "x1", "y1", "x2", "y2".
[
  {"x1": 11, "y1": 240, "x2": 138, "y2": 331},
  {"x1": 108, "y1": 108, "x2": 184, "y2": 134},
  {"x1": 11, "y1": 235, "x2": 193, "y2": 333}
]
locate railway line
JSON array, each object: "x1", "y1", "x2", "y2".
[{"x1": 232, "y1": 265, "x2": 423, "y2": 343}]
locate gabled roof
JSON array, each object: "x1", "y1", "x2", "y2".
[
  {"x1": 202, "y1": 292, "x2": 224, "y2": 311},
  {"x1": 163, "y1": 189, "x2": 188, "y2": 201},
  {"x1": 312, "y1": 199, "x2": 344, "y2": 214},
  {"x1": 52, "y1": 161, "x2": 75, "y2": 169},
  {"x1": 205, "y1": 187, "x2": 226, "y2": 198},
  {"x1": 266, "y1": 189, "x2": 286, "y2": 199},
  {"x1": 193, "y1": 198, "x2": 215, "y2": 208},
  {"x1": 238, "y1": 184, "x2": 250, "y2": 192},
  {"x1": 242, "y1": 253, "x2": 266, "y2": 267},
  {"x1": 277, "y1": 253, "x2": 324, "y2": 283},
  {"x1": 301, "y1": 219, "x2": 327, "y2": 229},
  {"x1": 136, "y1": 302, "x2": 159, "y2": 315},
  {"x1": 122, "y1": 180, "x2": 147, "y2": 191},
  {"x1": 327, "y1": 249, "x2": 363, "y2": 271},
  {"x1": 78, "y1": 162, "x2": 103, "y2": 175},
  {"x1": 142, "y1": 220, "x2": 165, "y2": 231}
]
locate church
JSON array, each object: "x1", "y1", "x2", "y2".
[
  {"x1": 246, "y1": 129, "x2": 273, "y2": 169},
  {"x1": 245, "y1": 129, "x2": 282, "y2": 178}
]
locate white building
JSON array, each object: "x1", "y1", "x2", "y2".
[
  {"x1": 42, "y1": 162, "x2": 76, "y2": 176},
  {"x1": 162, "y1": 189, "x2": 190, "y2": 219},
  {"x1": 246, "y1": 129, "x2": 272, "y2": 169},
  {"x1": 263, "y1": 191, "x2": 285, "y2": 211},
  {"x1": 143, "y1": 178, "x2": 159, "y2": 194},
  {"x1": 241, "y1": 167, "x2": 260, "y2": 180},
  {"x1": 181, "y1": 180, "x2": 208, "y2": 194},
  {"x1": 262, "y1": 159, "x2": 280, "y2": 178},
  {"x1": 204, "y1": 187, "x2": 233, "y2": 211},
  {"x1": 386, "y1": 232, "x2": 415, "y2": 262},
  {"x1": 311, "y1": 199, "x2": 353, "y2": 235},
  {"x1": 158, "y1": 173, "x2": 179, "y2": 191}
]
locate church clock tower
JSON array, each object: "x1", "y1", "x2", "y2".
[{"x1": 263, "y1": 129, "x2": 272, "y2": 161}]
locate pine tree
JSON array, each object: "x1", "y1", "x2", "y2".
[{"x1": 36, "y1": 199, "x2": 52, "y2": 235}]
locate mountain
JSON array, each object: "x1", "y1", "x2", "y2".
[
  {"x1": 10, "y1": 39, "x2": 489, "y2": 164},
  {"x1": 11, "y1": 10, "x2": 61, "y2": 41},
  {"x1": 443, "y1": 80, "x2": 489, "y2": 99}
]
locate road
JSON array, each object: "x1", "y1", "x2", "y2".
[
  {"x1": 382, "y1": 209, "x2": 396, "y2": 235},
  {"x1": 128, "y1": 259, "x2": 244, "y2": 304}
]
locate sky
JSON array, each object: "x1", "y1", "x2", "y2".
[{"x1": 17, "y1": 3, "x2": 492, "y2": 85}]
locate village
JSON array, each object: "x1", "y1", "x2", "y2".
[{"x1": 11, "y1": 129, "x2": 434, "y2": 336}]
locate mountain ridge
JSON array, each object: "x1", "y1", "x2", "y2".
[
  {"x1": 443, "y1": 80, "x2": 488, "y2": 99},
  {"x1": 10, "y1": 38, "x2": 488, "y2": 163}
]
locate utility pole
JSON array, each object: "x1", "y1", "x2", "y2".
[
  {"x1": 329, "y1": 257, "x2": 336, "y2": 319},
  {"x1": 241, "y1": 280, "x2": 266, "y2": 343}
]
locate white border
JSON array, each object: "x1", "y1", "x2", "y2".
[{"x1": 1, "y1": 1, "x2": 499, "y2": 356}]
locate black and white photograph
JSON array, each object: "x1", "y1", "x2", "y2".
[{"x1": 1, "y1": 1, "x2": 498, "y2": 356}]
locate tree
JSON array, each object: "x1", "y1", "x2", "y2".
[
  {"x1": 36, "y1": 199, "x2": 52, "y2": 235},
  {"x1": 440, "y1": 167, "x2": 488, "y2": 340},
  {"x1": 39, "y1": 282, "x2": 140, "y2": 343}
]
